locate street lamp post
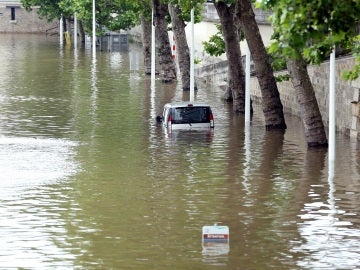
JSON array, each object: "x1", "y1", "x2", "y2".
[
  {"x1": 190, "y1": 8, "x2": 195, "y2": 103},
  {"x1": 92, "y1": 0, "x2": 96, "y2": 58}
]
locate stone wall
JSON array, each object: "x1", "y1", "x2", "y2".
[
  {"x1": 196, "y1": 56, "x2": 360, "y2": 140},
  {"x1": 202, "y1": 3, "x2": 272, "y2": 25},
  {"x1": 0, "y1": 2, "x2": 57, "y2": 33}
]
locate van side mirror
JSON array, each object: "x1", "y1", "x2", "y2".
[{"x1": 156, "y1": 116, "x2": 163, "y2": 123}]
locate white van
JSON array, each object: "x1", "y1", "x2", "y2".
[{"x1": 157, "y1": 102, "x2": 214, "y2": 130}]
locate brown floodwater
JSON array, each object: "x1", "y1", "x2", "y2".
[{"x1": 0, "y1": 34, "x2": 359, "y2": 269}]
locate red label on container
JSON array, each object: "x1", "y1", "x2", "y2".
[{"x1": 204, "y1": 234, "x2": 228, "y2": 239}]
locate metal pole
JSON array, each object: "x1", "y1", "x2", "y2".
[
  {"x1": 92, "y1": 0, "x2": 96, "y2": 58},
  {"x1": 74, "y1": 13, "x2": 78, "y2": 48},
  {"x1": 245, "y1": 42, "x2": 251, "y2": 124},
  {"x1": 151, "y1": 9, "x2": 156, "y2": 89},
  {"x1": 189, "y1": 8, "x2": 195, "y2": 103},
  {"x1": 328, "y1": 48, "x2": 336, "y2": 215},
  {"x1": 329, "y1": 48, "x2": 336, "y2": 165},
  {"x1": 150, "y1": 9, "x2": 156, "y2": 120},
  {"x1": 59, "y1": 15, "x2": 63, "y2": 46}
]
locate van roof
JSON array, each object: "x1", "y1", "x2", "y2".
[{"x1": 164, "y1": 102, "x2": 211, "y2": 108}]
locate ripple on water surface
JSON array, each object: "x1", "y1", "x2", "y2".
[
  {"x1": 0, "y1": 136, "x2": 78, "y2": 193},
  {"x1": 0, "y1": 135, "x2": 79, "y2": 268}
]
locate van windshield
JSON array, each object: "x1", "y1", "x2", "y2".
[{"x1": 172, "y1": 107, "x2": 211, "y2": 124}]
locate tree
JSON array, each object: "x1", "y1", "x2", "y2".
[
  {"x1": 73, "y1": 0, "x2": 141, "y2": 35},
  {"x1": 235, "y1": 0, "x2": 286, "y2": 130},
  {"x1": 259, "y1": 0, "x2": 360, "y2": 146},
  {"x1": 22, "y1": 0, "x2": 76, "y2": 44},
  {"x1": 168, "y1": 4, "x2": 192, "y2": 90},
  {"x1": 168, "y1": 1, "x2": 205, "y2": 91},
  {"x1": 21, "y1": 0, "x2": 140, "y2": 42},
  {"x1": 262, "y1": 0, "x2": 360, "y2": 66},
  {"x1": 213, "y1": 1, "x2": 247, "y2": 113},
  {"x1": 153, "y1": 0, "x2": 177, "y2": 83},
  {"x1": 140, "y1": 8, "x2": 152, "y2": 75},
  {"x1": 286, "y1": 56, "x2": 328, "y2": 147}
]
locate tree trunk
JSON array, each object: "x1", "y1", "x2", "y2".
[
  {"x1": 214, "y1": 2, "x2": 246, "y2": 113},
  {"x1": 141, "y1": 14, "x2": 152, "y2": 75},
  {"x1": 153, "y1": 0, "x2": 176, "y2": 83},
  {"x1": 63, "y1": 18, "x2": 67, "y2": 32},
  {"x1": 78, "y1": 20, "x2": 85, "y2": 44},
  {"x1": 286, "y1": 57, "x2": 328, "y2": 147},
  {"x1": 168, "y1": 4, "x2": 195, "y2": 91},
  {"x1": 236, "y1": 0, "x2": 286, "y2": 129}
]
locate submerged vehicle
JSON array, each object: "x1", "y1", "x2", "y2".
[{"x1": 157, "y1": 102, "x2": 214, "y2": 130}]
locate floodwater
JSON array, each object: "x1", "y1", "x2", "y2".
[{"x1": 0, "y1": 34, "x2": 359, "y2": 269}]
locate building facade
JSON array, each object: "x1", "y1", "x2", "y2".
[{"x1": 0, "y1": 0, "x2": 57, "y2": 33}]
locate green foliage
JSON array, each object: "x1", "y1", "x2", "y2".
[
  {"x1": 343, "y1": 35, "x2": 360, "y2": 81},
  {"x1": 166, "y1": 0, "x2": 205, "y2": 26},
  {"x1": 202, "y1": 33, "x2": 225, "y2": 56},
  {"x1": 194, "y1": 58, "x2": 202, "y2": 64},
  {"x1": 275, "y1": 74, "x2": 290, "y2": 82},
  {"x1": 76, "y1": 0, "x2": 142, "y2": 34},
  {"x1": 58, "y1": 0, "x2": 76, "y2": 15},
  {"x1": 202, "y1": 24, "x2": 225, "y2": 56},
  {"x1": 172, "y1": 0, "x2": 205, "y2": 12},
  {"x1": 266, "y1": 45, "x2": 289, "y2": 82},
  {"x1": 99, "y1": 0, "x2": 141, "y2": 31},
  {"x1": 21, "y1": 0, "x2": 208, "y2": 36},
  {"x1": 21, "y1": 0, "x2": 65, "y2": 20},
  {"x1": 343, "y1": 62, "x2": 360, "y2": 81},
  {"x1": 22, "y1": 0, "x2": 147, "y2": 34},
  {"x1": 166, "y1": 3, "x2": 203, "y2": 31},
  {"x1": 259, "y1": 0, "x2": 360, "y2": 80},
  {"x1": 269, "y1": 50, "x2": 285, "y2": 71}
]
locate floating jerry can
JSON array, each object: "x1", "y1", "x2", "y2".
[
  {"x1": 202, "y1": 224, "x2": 229, "y2": 256},
  {"x1": 202, "y1": 224, "x2": 229, "y2": 243}
]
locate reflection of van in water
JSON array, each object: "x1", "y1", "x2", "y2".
[{"x1": 157, "y1": 102, "x2": 214, "y2": 130}]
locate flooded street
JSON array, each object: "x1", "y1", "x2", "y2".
[{"x1": 0, "y1": 34, "x2": 359, "y2": 269}]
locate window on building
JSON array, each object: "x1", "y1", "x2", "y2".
[{"x1": 11, "y1": 7, "x2": 15, "y2": 21}]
